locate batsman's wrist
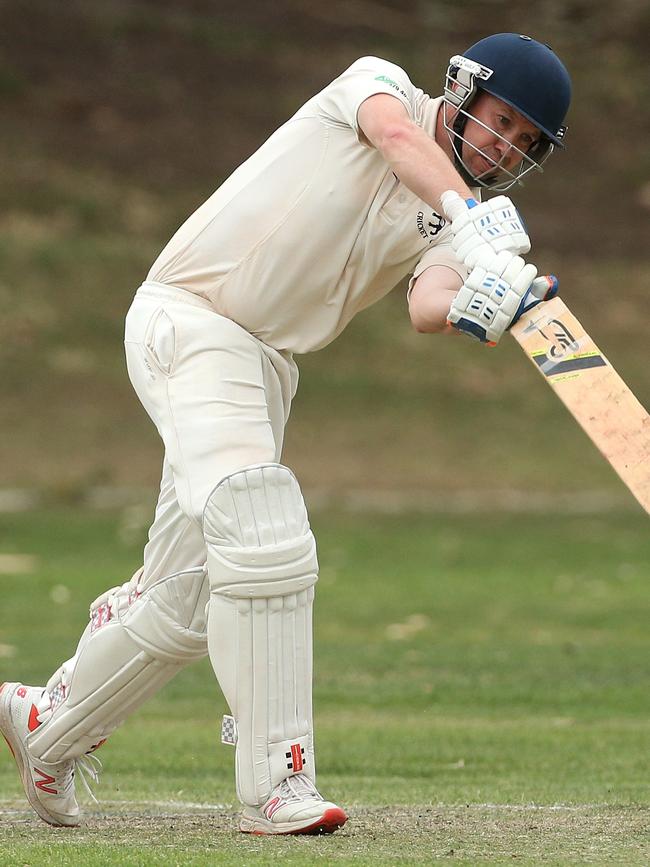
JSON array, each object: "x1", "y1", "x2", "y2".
[{"x1": 440, "y1": 190, "x2": 475, "y2": 221}]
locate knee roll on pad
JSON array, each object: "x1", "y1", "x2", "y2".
[
  {"x1": 28, "y1": 567, "x2": 209, "y2": 764},
  {"x1": 203, "y1": 462, "x2": 318, "y2": 598},
  {"x1": 203, "y1": 464, "x2": 318, "y2": 806}
]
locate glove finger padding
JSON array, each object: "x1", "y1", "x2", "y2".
[
  {"x1": 440, "y1": 191, "x2": 531, "y2": 267},
  {"x1": 510, "y1": 274, "x2": 559, "y2": 327},
  {"x1": 511, "y1": 263, "x2": 538, "y2": 295},
  {"x1": 447, "y1": 249, "x2": 538, "y2": 345},
  {"x1": 501, "y1": 254, "x2": 527, "y2": 284}
]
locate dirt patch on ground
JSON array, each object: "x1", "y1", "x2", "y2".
[{"x1": 1, "y1": 803, "x2": 648, "y2": 865}]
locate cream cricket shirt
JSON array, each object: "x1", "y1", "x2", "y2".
[{"x1": 147, "y1": 56, "x2": 472, "y2": 354}]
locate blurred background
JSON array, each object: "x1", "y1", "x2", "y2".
[{"x1": 1, "y1": 0, "x2": 649, "y2": 507}]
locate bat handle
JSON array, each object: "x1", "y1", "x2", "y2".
[{"x1": 531, "y1": 275, "x2": 559, "y2": 301}]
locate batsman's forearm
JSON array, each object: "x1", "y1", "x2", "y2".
[
  {"x1": 377, "y1": 123, "x2": 473, "y2": 213},
  {"x1": 409, "y1": 283, "x2": 458, "y2": 334}
]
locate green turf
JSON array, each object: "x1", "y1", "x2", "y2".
[{"x1": 0, "y1": 507, "x2": 648, "y2": 864}]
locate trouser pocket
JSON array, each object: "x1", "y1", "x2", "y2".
[{"x1": 144, "y1": 308, "x2": 176, "y2": 375}]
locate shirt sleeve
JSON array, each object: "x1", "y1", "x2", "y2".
[
  {"x1": 407, "y1": 244, "x2": 468, "y2": 300},
  {"x1": 315, "y1": 56, "x2": 418, "y2": 141}
]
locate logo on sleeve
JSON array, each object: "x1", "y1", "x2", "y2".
[
  {"x1": 416, "y1": 210, "x2": 446, "y2": 242},
  {"x1": 374, "y1": 75, "x2": 408, "y2": 99}
]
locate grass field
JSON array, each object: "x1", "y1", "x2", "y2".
[
  {"x1": 0, "y1": 505, "x2": 648, "y2": 865},
  {"x1": 2, "y1": 5, "x2": 650, "y2": 863}
]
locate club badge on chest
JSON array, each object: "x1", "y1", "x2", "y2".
[{"x1": 416, "y1": 209, "x2": 446, "y2": 243}]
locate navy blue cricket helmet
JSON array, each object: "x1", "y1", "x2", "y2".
[
  {"x1": 443, "y1": 33, "x2": 572, "y2": 190},
  {"x1": 464, "y1": 33, "x2": 571, "y2": 146}
]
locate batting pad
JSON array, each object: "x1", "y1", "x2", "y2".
[
  {"x1": 28, "y1": 567, "x2": 209, "y2": 764},
  {"x1": 204, "y1": 464, "x2": 318, "y2": 807}
]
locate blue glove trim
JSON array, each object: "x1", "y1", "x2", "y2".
[
  {"x1": 465, "y1": 198, "x2": 479, "y2": 209},
  {"x1": 510, "y1": 275, "x2": 559, "y2": 328},
  {"x1": 511, "y1": 292, "x2": 536, "y2": 327},
  {"x1": 452, "y1": 317, "x2": 489, "y2": 343}
]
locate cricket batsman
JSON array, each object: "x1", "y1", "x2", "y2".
[{"x1": 1, "y1": 34, "x2": 571, "y2": 834}]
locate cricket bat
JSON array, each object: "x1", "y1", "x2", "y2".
[{"x1": 510, "y1": 296, "x2": 650, "y2": 514}]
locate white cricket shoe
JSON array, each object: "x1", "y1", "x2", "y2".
[
  {"x1": 0, "y1": 681, "x2": 100, "y2": 827},
  {"x1": 240, "y1": 773, "x2": 348, "y2": 835}
]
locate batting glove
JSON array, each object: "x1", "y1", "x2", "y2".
[
  {"x1": 447, "y1": 249, "x2": 558, "y2": 345},
  {"x1": 441, "y1": 191, "x2": 530, "y2": 268},
  {"x1": 511, "y1": 274, "x2": 559, "y2": 327}
]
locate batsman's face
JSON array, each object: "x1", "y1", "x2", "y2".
[{"x1": 461, "y1": 93, "x2": 541, "y2": 180}]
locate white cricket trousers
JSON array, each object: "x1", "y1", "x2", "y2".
[
  {"x1": 124, "y1": 281, "x2": 299, "y2": 583},
  {"x1": 23, "y1": 283, "x2": 305, "y2": 778}
]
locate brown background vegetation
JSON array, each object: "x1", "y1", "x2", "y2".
[{"x1": 1, "y1": 0, "x2": 648, "y2": 498}]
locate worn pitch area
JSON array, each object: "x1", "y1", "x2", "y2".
[{"x1": 1, "y1": 803, "x2": 648, "y2": 866}]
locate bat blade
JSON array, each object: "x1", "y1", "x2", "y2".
[{"x1": 510, "y1": 296, "x2": 650, "y2": 514}]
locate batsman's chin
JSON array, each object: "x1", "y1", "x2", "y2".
[{"x1": 472, "y1": 160, "x2": 503, "y2": 185}]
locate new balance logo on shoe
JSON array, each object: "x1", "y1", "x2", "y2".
[
  {"x1": 242, "y1": 774, "x2": 347, "y2": 835},
  {"x1": 264, "y1": 796, "x2": 282, "y2": 819},
  {"x1": 1, "y1": 682, "x2": 89, "y2": 827},
  {"x1": 33, "y1": 768, "x2": 58, "y2": 795}
]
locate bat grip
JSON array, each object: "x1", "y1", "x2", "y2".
[{"x1": 531, "y1": 275, "x2": 559, "y2": 301}]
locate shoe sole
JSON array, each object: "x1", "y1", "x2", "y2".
[
  {"x1": 0, "y1": 682, "x2": 78, "y2": 828},
  {"x1": 240, "y1": 805, "x2": 348, "y2": 835}
]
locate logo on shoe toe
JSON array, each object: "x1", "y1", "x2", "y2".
[
  {"x1": 286, "y1": 743, "x2": 305, "y2": 772},
  {"x1": 16, "y1": 687, "x2": 27, "y2": 699}
]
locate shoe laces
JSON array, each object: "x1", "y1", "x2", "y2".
[
  {"x1": 75, "y1": 753, "x2": 102, "y2": 804},
  {"x1": 58, "y1": 753, "x2": 102, "y2": 805},
  {"x1": 275, "y1": 773, "x2": 323, "y2": 804}
]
